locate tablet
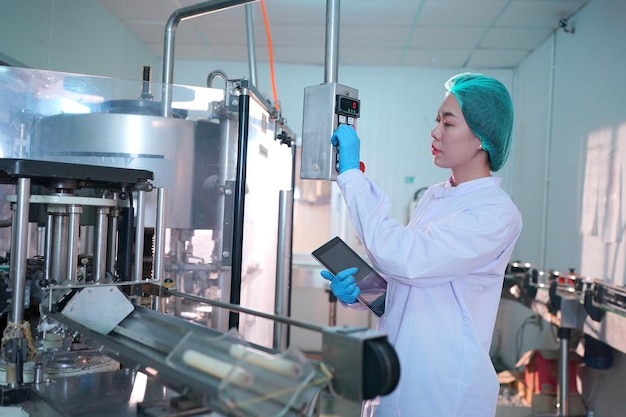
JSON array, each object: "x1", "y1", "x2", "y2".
[{"x1": 312, "y1": 236, "x2": 386, "y2": 317}]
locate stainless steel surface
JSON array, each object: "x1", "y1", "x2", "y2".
[
  {"x1": 301, "y1": 83, "x2": 358, "y2": 181},
  {"x1": 44, "y1": 213, "x2": 53, "y2": 283},
  {"x1": 133, "y1": 189, "x2": 145, "y2": 282},
  {"x1": 153, "y1": 187, "x2": 167, "y2": 283},
  {"x1": 36, "y1": 112, "x2": 195, "y2": 229},
  {"x1": 245, "y1": 3, "x2": 258, "y2": 88},
  {"x1": 274, "y1": 189, "x2": 293, "y2": 351},
  {"x1": 558, "y1": 334, "x2": 569, "y2": 417},
  {"x1": 65, "y1": 204, "x2": 81, "y2": 282},
  {"x1": 107, "y1": 195, "x2": 119, "y2": 275},
  {"x1": 324, "y1": 0, "x2": 340, "y2": 84},
  {"x1": 30, "y1": 369, "x2": 179, "y2": 417},
  {"x1": 9, "y1": 177, "x2": 30, "y2": 324},
  {"x1": 45, "y1": 301, "x2": 329, "y2": 416},
  {"x1": 61, "y1": 286, "x2": 135, "y2": 335},
  {"x1": 93, "y1": 207, "x2": 109, "y2": 282}
]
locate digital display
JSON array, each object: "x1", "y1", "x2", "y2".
[{"x1": 336, "y1": 95, "x2": 360, "y2": 117}]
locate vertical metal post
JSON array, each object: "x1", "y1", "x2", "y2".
[
  {"x1": 107, "y1": 194, "x2": 119, "y2": 276},
  {"x1": 10, "y1": 177, "x2": 30, "y2": 324},
  {"x1": 66, "y1": 205, "x2": 82, "y2": 282},
  {"x1": 324, "y1": 0, "x2": 340, "y2": 84},
  {"x1": 36, "y1": 226, "x2": 45, "y2": 256},
  {"x1": 274, "y1": 190, "x2": 293, "y2": 350},
  {"x1": 93, "y1": 207, "x2": 109, "y2": 282},
  {"x1": 51, "y1": 213, "x2": 68, "y2": 283},
  {"x1": 245, "y1": 3, "x2": 258, "y2": 88},
  {"x1": 229, "y1": 87, "x2": 251, "y2": 330},
  {"x1": 133, "y1": 190, "x2": 146, "y2": 282},
  {"x1": 43, "y1": 213, "x2": 53, "y2": 284},
  {"x1": 557, "y1": 327, "x2": 571, "y2": 416},
  {"x1": 154, "y1": 188, "x2": 167, "y2": 282}
]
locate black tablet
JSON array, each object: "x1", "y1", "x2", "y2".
[{"x1": 312, "y1": 236, "x2": 386, "y2": 317}]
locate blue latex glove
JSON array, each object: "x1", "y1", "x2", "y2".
[
  {"x1": 321, "y1": 267, "x2": 360, "y2": 304},
  {"x1": 331, "y1": 125, "x2": 361, "y2": 174}
]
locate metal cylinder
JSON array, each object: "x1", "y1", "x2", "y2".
[
  {"x1": 9, "y1": 177, "x2": 31, "y2": 324},
  {"x1": 558, "y1": 328, "x2": 570, "y2": 416},
  {"x1": 245, "y1": 3, "x2": 258, "y2": 88},
  {"x1": 66, "y1": 205, "x2": 82, "y2": 282},
  {"x1": 324, "y1": 0, "x2": 341, "y2": 83},
  {"x1": 133, "y1": 190, "x2": 146, "y2": 282},
  {"x1": 37, "y1": 226, "x2": 45, "y2": 256},
  {"x1": 43, "y1": 214, "x2": 53, "y2": 284},
  {"x1": 107, "y1": 196, "x2": 119, "y2": 276},
  {"x1": 274, "y1": 190, "x2": 293, "y2": 351},
  {"x1": 51, "y1": 213, "x2": 68, "y2": 283},
  {"x1": 153, "y1": 188, "x2": 167, "y2": 282},
  {"x1": 94, "y1": 207, "x2": 110, "y2": 282},
  {"x1": 34, "y1": 363, "x2": 44, "y2": 384}
]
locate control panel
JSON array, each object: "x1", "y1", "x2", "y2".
[{"x1": 300, "y1": 82, "x2": 360, "y2": 181}]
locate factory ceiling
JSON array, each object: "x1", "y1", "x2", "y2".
[{"x1": 99, "y1": 0, "x2": 590, "y2": 69}]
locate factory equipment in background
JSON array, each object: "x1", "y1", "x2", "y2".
[
  {"x1": 503, "y1": 262, "x2": 626, "y2": 416},
  {"x1": 0, "y1": 62, "x2": 399, "y2": 416},
  {"x1": 0, "y1": 0, "x2": 401, "y2": 415}
]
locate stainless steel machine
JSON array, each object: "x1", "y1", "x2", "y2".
[{"x1": 0, "y1": 2, "x2": 400, "y2": 415}]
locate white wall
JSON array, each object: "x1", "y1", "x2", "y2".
[
  {"x1": 511, "y1": 1, "x2": 626, "y2": 414},
  {"x1": 513, "y1": 0, "x2": 626, "y2": 283},
  {"x1": 0, "y1": 0, "x2": 158, "y2": 80}
]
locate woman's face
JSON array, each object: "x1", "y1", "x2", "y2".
[{"x1": 430, "y1": 94, "x2": 483, "y2": 171}]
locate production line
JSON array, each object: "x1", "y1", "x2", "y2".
[{"x1": 0, "y1": 0, "x2": 401, "y2": 412}]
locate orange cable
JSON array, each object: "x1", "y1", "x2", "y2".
[{"x1": 259, "y1": 0, "x2": 279, "y2": 110}]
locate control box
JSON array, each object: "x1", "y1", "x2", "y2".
[{"x1": 300, "y1": 82, "x2": 360, "y2": 180}]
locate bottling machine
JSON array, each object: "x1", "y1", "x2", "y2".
[
  {"x1": 0, "y1": 46, "x2": 398, "y2": 417},
  {"x1": 0, "y1": 0, "x2": 400, "y2": 414}
]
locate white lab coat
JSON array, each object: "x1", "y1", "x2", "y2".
[{"x1": 336, "y1": 170, "x2": 522, "y2": 417}]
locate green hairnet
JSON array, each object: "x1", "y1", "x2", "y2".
[{"x1": 445, "y1": 73, "x2": 514, "y2": 172}]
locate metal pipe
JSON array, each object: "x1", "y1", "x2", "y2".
[
  {"x1": 43, "y1": 213, "x2": 53, "y2": 284},
  {"x1": 245, "y1": 3, "x2": 258, "y2": 88},
  {"x1": 94, "y1": 207, "x2": 109, "y2": 283},
  {"x1": 133, "y1": 190, "x2": 146, "y2": 282},
  {"x1": 324, "y1": 0, "x2": 341, "y2": 83},
  {"x1": 207, "y1": 70, "x2": 229, "y2": 88},
  {"x1": 36, "y1": 226, "x2": 45, "y2": 256},
  {"x1": 169, "y1": 289, "x2": 325, "y2": 334},
  {"x1": 66, "y1": 205, "x2": 82, "y2": 282},
  {"x1": 51, "y1": 214, "x2": 68, "y2": 283},
  {"x1": 161, "y1": 0, "x2": 257, "y2": 116},
  {"x1": 10, "y1": 178, "x2": 30, "y2": 324},
  {"x1": 80, "y1": 225, "x2": 94, "y2": 256},
  {"x1": 229, "y1": 87, "x2": 251, "y2": 330},
  {"x1": 557, "y1": 327, "x2": 571, "y2": 416},
  {"x1": 153, "y1": 188, "x2": 167, "y2": 282},
  {"x1": 274, "y1": 190, "x2": 293, "y2": 351},
  {"x1": 107, "y1": 196, "x2": 119, "y2": 276}
]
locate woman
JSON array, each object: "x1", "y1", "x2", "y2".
[{"x1": 322, "y1": 73, "x2": 522, "y2": 417}]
